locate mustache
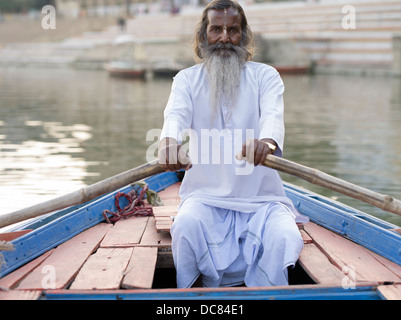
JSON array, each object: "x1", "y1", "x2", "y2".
[
  {"x1": 203, "y1": 42, "x2": 247, "y2": 62},
  {"x1": 208, "y1": 42, "x2": 237, "y2": 52}
]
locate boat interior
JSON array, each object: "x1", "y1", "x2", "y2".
[{"x1": 1, "y1": 171, "x2": 401, "y2": 300}]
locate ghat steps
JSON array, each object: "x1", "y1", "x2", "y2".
[{"x1": 0, "y1": 0, "x2": 400, "y2": 75}]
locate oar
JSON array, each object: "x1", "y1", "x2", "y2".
[
  {"x1": 2, "y1": 155, "x2": 400, "y2": 229},
  {"x1": 262, "y1": 154, "x2": 401, "y2": 216},
  {"x1": 0, "y1": 160, "x2": 164, "y2": 229}
]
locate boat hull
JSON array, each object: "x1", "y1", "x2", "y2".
[
  {"x1": 104, "y1": 62, "x2": 146, "y2": 78},
  {"x1": 1, "y1": 171, "x2": 401, "y2": 300}
]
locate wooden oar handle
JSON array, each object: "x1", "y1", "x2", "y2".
[
  {"x1": 0, "y1": 161, "x2": 164, "y2": 229},
  {"x1": 262, "y1": 154, "x2": 401, "y2": 216}
]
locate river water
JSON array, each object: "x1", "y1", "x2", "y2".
[{"x1": 1, "y1": 66, "x2": 401, "y2": 227}]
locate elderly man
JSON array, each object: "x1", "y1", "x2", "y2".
[{"x1": 158, "y1": 0, "x2": 307, "y2": 288}]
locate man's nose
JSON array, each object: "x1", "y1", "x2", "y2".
[{"x1": 220, "y1": 29, "x2": 229, "y2": 43}]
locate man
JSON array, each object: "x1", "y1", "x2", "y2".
[{"x1": 158, "y1": 0, "x2": 308, "y2": 288}]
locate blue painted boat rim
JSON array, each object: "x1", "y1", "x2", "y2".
[
  {"x1": 283, "y1": 181, "x2": 401, "y2": 266},
  {"x1": 44, "y1": 283, "x2": 381, "y2": 300}
]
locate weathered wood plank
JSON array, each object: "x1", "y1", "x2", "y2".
[
  {"x1": 153, "y1": 205, "x2": 178, "y2": 217},
  {"x1": 0, "y1": 250, "x2": 53, "y2": 290},
  {"x1": 152, "y1": 182, "x2": 180, "y2": 233},
  {"x1": 0, "y1": 290, "x2": 41, "y2": 300},
  {"x1": 300, "y1": 229, "x2": 313, "y2": 244},
  {"x1": 0, "y1": 230, "x2": 33, "y2": 242},
  {"x1": 16, "y1": 223, "x2": 111, "y2": 290},
  {"x1": 153, "y1": 205, "x2": 176, "y2": 233},
  {"x1": 304, "y1": 222, "x2": 401, "y2": 283},
  {"x1": 156, "y1": 220, "x2": 173, "y2": 233},
  {"x1": 69, "y1": 247, "x2": 133, "y2": 290},
  {"x1": 98, "y1": 217, "x2": 172, "y2": 248},
  {"x1": 298, "y1": 243, "x2": 344, "y2": 285},
  {"x1": 389, "y1": 228, "x2": 401, "y2": 235},
  {"x1": 100, "y1": 216, "x2": 149, "y2": 247},
  {"x1": 140, "y1": 216, "x2": 171, "y2": 247},
  {"x1": 366, "y1": 249, "x2": 401, "y2": 279},
  {"x1": 122, "y1": 247, "x2": 158, "y2": 289},
  {"x1": 377, "y1": 284, "x2": 401, "y2": 300},
  {"x1": 157, "y1": 183, "x2": 181, "y2": 206},
  {"x1": 155, "y1": 216, "x2": 174, "y2": 222}
]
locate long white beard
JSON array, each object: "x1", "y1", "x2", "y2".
[{"x1": 202, "y1": 43, "x2": 247, "y2": 121}]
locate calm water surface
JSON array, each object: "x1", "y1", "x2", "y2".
[{"x1": 1, "y1": 66, "x2": 401, "y2": 226}]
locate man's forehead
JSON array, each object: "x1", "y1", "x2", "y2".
[{"x1": 207, "y1": 7, "x2": 241, "y2": 25}]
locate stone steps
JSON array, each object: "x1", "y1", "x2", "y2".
[
  {"x1": 245, "y1": 0, "x2": 401, "y2": 73},
  {"x1": 1, "y1": 0, "x2": 401, "y2": 75}
]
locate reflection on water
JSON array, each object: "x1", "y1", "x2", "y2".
[
  {"x1": 282, "y1": 74, "x2": 401, "y2": 225},
  {"x1": 0, "y1": 67, "x2": 401, "y2": 226},
  {"x1": 0, "y1": 67, "x2": 170, "y2": 214},
  {"x1": 0, "y1": 122, "x2": 96, "y2": 211}
]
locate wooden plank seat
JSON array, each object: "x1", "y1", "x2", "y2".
[
  {"x1": 153, "y1": 206, "x2": 177, "y2": 233},
  {"x1": 122, "y1": 247, "x2": 158, "y2": 289},
  {"x1": 299, "y1": 222, "x2": 401, "y2": 286},
  {"x1": 15, "y1": 223, "x2": 113, "y2": 290},
  {"x1": 153, "y1": 182, "x2": 180, "y2": 232},
  {"x1": 70, "y1": 247, "x2": 134, "y2": 290}
]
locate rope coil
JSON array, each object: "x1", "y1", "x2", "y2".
[{"x1": 102, "y1": 185, "x2": 153, "y2": 223}]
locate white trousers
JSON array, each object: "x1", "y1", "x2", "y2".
[{"x1": 170, "y1": 199, "x2": 304, "y2": 288}]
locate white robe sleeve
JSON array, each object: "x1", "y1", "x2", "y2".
[
  {"x1": 160, "y1": 71, "x2": 193, "y2": 144},
  {"x1": 258, "y1": 69, "x2": 285, "y2": 157}
]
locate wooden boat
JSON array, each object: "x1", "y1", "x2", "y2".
[
  {"x1": 104, "y1": 61, "x2": 146, "y2": 78},
  {"x1": 274, "y1": 65, "x2": 310, "y2": 75},
  {"x1": 1, "y1": 168, "x2": 401, "y2": 301},
  {"x1": 152, "y1": 60, "x2": 186, "y2": 78},
  {"x1": 105, "y1": 35, "x2": 147, "y2": 79}
]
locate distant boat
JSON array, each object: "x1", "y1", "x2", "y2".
[
  {"x1": 104, "y1": 61, "x2": 146, "y2": 78},
  {"x1": 105, "y1": 35, "x2": 148, "y2": 78},
  {"x1": 152, "y1": 60, "x2": 186, "y2": 78},
  {"x1": 274, "y1": 64, "x2": 310, "y2": 75}
]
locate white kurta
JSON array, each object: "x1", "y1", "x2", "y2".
[{"x1": 160, "y1": 61, "x2": 308, "y2": 288}]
